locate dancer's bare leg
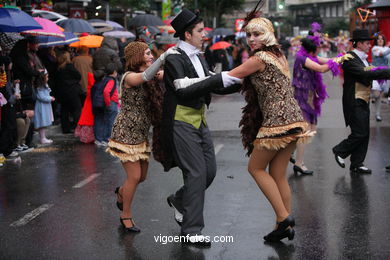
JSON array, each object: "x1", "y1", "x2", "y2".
[
  {"x1": 248, "y1": 147, "x2": 289, "y2": 222},
  {"x1": 120, "y1": 160, "x2": 142, "y2": 227},
  {"x1": 269, "y1": 142, "x2": 296, "y2": 214}
]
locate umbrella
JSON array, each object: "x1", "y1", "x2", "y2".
[
  {"x1": 69, "y1": 35, "x2": 103, "y2": 48},
  {"x1": 210, "y1": 41, "x2": 232, "y2": 50},
  {"x1": 22, "y1": 17, "x2": 65, "y2": 38},
  {"x1": 89, "y1": 21, "x2": 113, "y2": 33},
  {"x1": 0, "y1": 32, "x2": 23, "y2": 52},
  {"x1": 37, "y1": 32, "x2": 79, "y2": 47},
  {"x1": 212, "y1": 27, "x2": 234, "y2": 36},
  {"x1": 128, "y1": 14, "x2": 164, "y2": 27},
  {"x1": 106, "y1": 21, "x2": 124, "y2": 31},
  {"x1": 88, "y1": 19, "x2": 105, "y2": 23},
  {"x1": 57, "y1": 18, "x2": 96, "y2": 33},
  {"x1": 103, "y1": 30, "x2": 135, "y2": 39},
  {"x1": 0, "y1": 6, "x2": 42, "y2": 32},
  {"x1": 146, "y1": 26, "x2": 160, "y2": 35},
  {"x1": 156, "y1": 33, "x2": 178, "y2": 44}
]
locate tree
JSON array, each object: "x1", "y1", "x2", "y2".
[{"x1": 183, "y1": 0, "x2": 245, "y2": 27}]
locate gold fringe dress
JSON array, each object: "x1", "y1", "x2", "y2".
[
  {"x1": 106, "y1": 72, "x2": 151, "y2": 162},
  {"x1": 251, "y1": 51, "x2": 314, "y2": 150}
]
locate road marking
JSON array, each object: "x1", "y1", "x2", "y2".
[
  {"x1": 10, "y1": 203, "x2": 54, "y2": 227},
  {"x1": 215, "y1": 144, "x2": 224, "y2": 155},
  {"x1": 73, "y1": 173, "x2": 101, "y2": 188}
]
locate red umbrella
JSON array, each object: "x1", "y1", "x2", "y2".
[{"x1": 210, "y1": 41, "x2": 232, "y2": 50}]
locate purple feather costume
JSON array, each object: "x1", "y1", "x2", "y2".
[{"x1": 292, "y1": 48, "x2": 329, "y2": 125}]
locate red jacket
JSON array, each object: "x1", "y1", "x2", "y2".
[{"x1": 103, "y1": 79, "x2": 119, "y2": 107}]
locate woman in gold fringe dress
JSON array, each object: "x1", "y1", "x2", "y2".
[
  {"x1": 106, "y1": 41, "x2": 178, "y2": 232},
  {"x1": 227, "y1": 4, "x2": 315, "y2": 242}
]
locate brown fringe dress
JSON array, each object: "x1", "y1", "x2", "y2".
[
  {"x1": 251, "y1": 51, "x2": 314, "y2": 150},
  {"x1": 107, "y1": 72, "x2": 152, "y2": 162}
]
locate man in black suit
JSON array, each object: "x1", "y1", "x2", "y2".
[
  {"x1": 333, "y1": 29, "x2": 390, "y2": 174},
  {"x1": 161, "y1": 9, "x2": 241, "y2": 246}
]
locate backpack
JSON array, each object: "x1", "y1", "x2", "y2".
[{"x1": 91, "y1": 76, "x2": 116, "y2": 112}]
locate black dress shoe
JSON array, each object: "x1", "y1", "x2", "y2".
[
  {"x1": 293, "y1": 165, "x2": 313, "y2": 175},
  {"x1": 120, "y1": 217, "x2": 141, "y2": 233},
  {"x1": 183, "y1": 235, "x2": 211, "y2": 247},
  {"x1": 114, "y1": 187, "x2": 123, "y2": 211},
  {"x1": 264, "y1": 228, "x2": 295, "y2": 242},
  {"x1": 167, "y1": 195, "x2": 183, "y2": 226},
  {"x1": 350, "y1": 166, "x2": 372, "y2": 174},
  {"x1": 385, "y1": 165, "x2": 390, "y2": 170},
  {"x1": 333, "y1": 150, "x2": 345, "y2": 168}
]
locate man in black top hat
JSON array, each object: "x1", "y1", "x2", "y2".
[
  {"x1": 332, "y1": 29, "x2": 390, "y2": 174},
  {"x1": 161, "y1": 8, "x2": 241, "y2": 246}
]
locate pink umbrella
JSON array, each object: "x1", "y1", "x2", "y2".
[{"x1": 22, "y1": 17, "x2": 64, "y2": 38}]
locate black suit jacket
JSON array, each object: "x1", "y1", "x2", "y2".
[
  {"x1": 342, "y1": 51, "x2": 390, "y2": 126},
  {"x1": 161, "y1": 48, "x2": 240, "y2": 171}
]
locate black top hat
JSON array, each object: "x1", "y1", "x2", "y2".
[
  {"x1": 171, "y1": 8, "x2": 199, "y2": 38},
  {"x1": 350, "y1": 29, "x2": 373, "y2": 42}
]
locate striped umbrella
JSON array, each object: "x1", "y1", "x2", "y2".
[{"x1": 37, "y1": 32, "x2": 79, "y2": 47}]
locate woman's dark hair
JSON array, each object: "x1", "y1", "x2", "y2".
[
  {"x1": 374, "y1": 34, "x2": 387, "y2": 47},
  {"x1": 105, "y1": 63, "x2": 117, "y2": 75},
  {"x1": 178, "y1": 17, "x2": 204, "y2": 41},
  {"x1": 300, "y1": 38, "x2": 317, "y2": 53}
]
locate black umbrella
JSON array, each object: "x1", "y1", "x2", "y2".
[
  {"x1": 57, "y1": 18, "x2": 96, "y2": 33},
  {"x1": 128, "y1": 14, "x2": 164, "y2": 27}
]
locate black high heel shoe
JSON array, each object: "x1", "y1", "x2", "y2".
[
  {"x1": 293, "y1": 165, "x2": 313, "y2": 175},
  {"x1": 263, "y1": 228, "x2": 295, "y2": 242},
  {"x1": 277, "y1": 215, "x2": 295, "y2": 231},
  {"x1": 120, "y1": 217, "x2": 141, "y2": 233},
  {"x1": 114, "y1": 187, "x2": 123, "y2": 211}
]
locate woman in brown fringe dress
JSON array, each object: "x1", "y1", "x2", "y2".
[
  {"x1": 227, "y1": 3, "x2": 314, "y2": 242},
  {"x1": 106, "y1": 41, "x2": 178, "y2": 232}
]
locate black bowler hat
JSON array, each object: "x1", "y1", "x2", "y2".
[
  {"x1": 350, "y1": 29, "x2": 373, "y2": 42},
  {"x1": 171, "y1": 8, "x2": 199, "y2": 38}
]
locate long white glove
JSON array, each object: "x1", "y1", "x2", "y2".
[
  {"x1": 142, "y1": 47, "x2": 180, "y2": 81},
  {"x1": 221, "y1": 71, "x2": 242, "y2": 88},
  {"x1": 173, "y1": 76, "x2": 210, "y2": 90}
]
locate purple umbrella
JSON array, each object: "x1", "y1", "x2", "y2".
[{"x1": 103, "y1": 30, "x2": 135, "y2": 39}]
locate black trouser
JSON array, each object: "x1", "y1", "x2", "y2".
[
  {"x1": 333, "y1": 99, "x2": 370, "y2": 169},
  {"x1": 60, "y1": 98, "x2": 81, "y2": 133},
  {"x1": 172, "y1": 121, "x2": 216, "y2": 236}
]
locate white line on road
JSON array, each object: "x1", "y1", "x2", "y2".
[
  {"x1": 73, "y1": 173, "x2": 101, "y2": 188},
  {"x1": 215, "y1": 144, "x2": 224, "y2": 155},
  {"x1": 10, "y1": 203, "x2": 54, "y2": 227}
]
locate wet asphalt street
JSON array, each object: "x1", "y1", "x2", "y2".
[{"x1": 1, "y1": 72, "x2": 390, "y2": 260}]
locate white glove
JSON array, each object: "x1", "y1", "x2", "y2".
[
  {"x1": 173, "y1": 76, "x2": 210, "y2": 90},
  {"x1": 159, "y1": 46, "x2": 180, "y2": 62},
  {"x1": 142, "y1": 47, "x2": 180, "y2": 81},
  {"x1": 221, "y1": 71, "x2": 242, "y2": 88}
]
